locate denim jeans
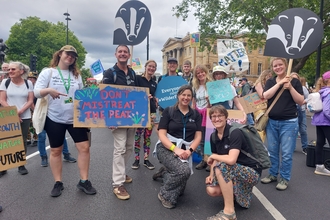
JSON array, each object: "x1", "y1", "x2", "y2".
[
  {"x1": 247, "y1": 113, "x2": 255, "y2": 125},
  {"x1": 37, "y1": 130, "x2": 69, "y2": 157},
  {"x1": 266, "y1": 117, "x2": 298, "y2": 181},
  {"x1": 298, "y1": 110, "x2": 308, "y2": 149}
]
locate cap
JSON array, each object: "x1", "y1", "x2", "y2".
[
  {"x1": 60, "y1": 45, "x2": 78, "y2": 57},
  {"x1": 241, "y1": 77, "x2": 248, "y2": 82},
  {"x1": 212, "y1": 66, "x2": 228, "y2": 74},
  {"x1": 27, "y1": 72, "x2": 38, "y2": 79},
  {"x1": 322, "y1": 71, "x2": 330, "y2": 80},
  {"x1": 167, "y1": 57, "x2": 178, "y2": 63}
]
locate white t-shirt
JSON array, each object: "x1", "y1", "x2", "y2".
[
  {"x1": 195, "y1": 85, "x2": 208, "y2": 109},
  {"x1": 34, "y1": 68, "x2": 83, "y2": 124},
  {"x1": 0, "y1": 79, "x2": 34, "y2": 119}
]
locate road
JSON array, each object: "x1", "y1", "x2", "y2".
[{"x1": 1, "y1": 117, "x2": 330, "y2": 220}]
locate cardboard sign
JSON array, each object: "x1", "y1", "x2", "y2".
[
  {"x1": 264, "y1": 8, "x2": 323, "y2": 59},
  {"x1": 217, "y1": 39, "x2": 249, "y2": 73},
  {"x1": 204, "y1": 109, "x2": 245, "y2": 155},
  {"x1": 238, "y1": 92, "x2": 267, "y2": 114},
  {"x1": 0, "y1": 106, "x2": 26, "y2": 171},
  {"x1": 131, "y1": 58, "x2": 143, "y2": 72},
  {"x1": 155, "y1": 76, "x2": 187, "y2": 109},
  {"x1": 74, "y1": 84, "x2": 150, "y2": 128},
  {"x1": 206, "y1": 78, "x2": 234, "y2": 104}
]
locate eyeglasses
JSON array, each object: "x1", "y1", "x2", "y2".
[{"x1": 211, "y1": 114, "x2": 225, "y2": 120}]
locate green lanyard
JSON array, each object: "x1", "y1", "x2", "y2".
[{"x1": 57, "y1": 66, "x2": 71, "y2": 94}]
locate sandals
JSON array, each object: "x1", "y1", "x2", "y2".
[{"x1": 207, "y1": 210, "x2": 237, "y2": 220}]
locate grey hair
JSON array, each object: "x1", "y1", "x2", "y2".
[{"x1": 9, "y1": 61, "x2": 30, "y2": 78}]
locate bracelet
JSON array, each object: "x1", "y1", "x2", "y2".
[{"x1": 169, "y1": 144, "x2": 176, "y2": 151}]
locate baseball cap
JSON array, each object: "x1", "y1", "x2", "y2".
[
  {"x1": 322, "y1": 71, "x2": 330, "y2": 80},
  {"x1": 241, "y1": 77, "x2": 248, "y2": 82},
  {"x1": 167, "y1": 57, "x2": 178, "y2": 63},
  {"x1": 212, "y1": 66, "x2": 228, "y2": 74},
  {"x1": 60, "y1": 45, "x2": 78, "y2": 57}
]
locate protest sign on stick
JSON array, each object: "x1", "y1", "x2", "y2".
[
  {"x1": 206, "y1": 78, "x2": 234, "y2": 105},
  {"x1": 238, "y1": 92, "x2": 267, "y2": 114}
]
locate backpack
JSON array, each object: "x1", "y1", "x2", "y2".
[
  {"x1": 5, "y1": 78, "x2": 29, "y2": 89},
  {"x1": 306, "y1": 92, "x2": 323, "y2": 113},
  {"x1": 211, "y1": 123, "x2": 271, "y2": 169},
  {"x1": 110, "y1": 67, "x2": 135, "y2": 83}
]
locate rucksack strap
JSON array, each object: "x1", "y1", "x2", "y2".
[
  {"x1": 5, "y1": 78, "x2": 29, "y2": 89},
  {"x1": 109, "y1": 67, "x2": 135, "y2": 83}
]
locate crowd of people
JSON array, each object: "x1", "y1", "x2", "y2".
[{"x1": 1, "y1": 44, "x2": 330, "y2": 219}]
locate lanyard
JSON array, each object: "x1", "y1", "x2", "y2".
[
  {"x1": 57, "y1": 66, "x2": 71, "y2": 94},
  {"x1": 181, "y1": 113, "x2": 189, "y2": 139}
]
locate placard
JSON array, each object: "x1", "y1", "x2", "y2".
[
  {"x1": 204, "y1": 109, "x2": 245, "y2": 155},
  {"x1": 74, "y1": 84, "x2": 150, "y2": 128},
  {"x1": 206, "y1": 78, "x2": 234, "y2": 104},
  {"x1": 238, "y1": 92, "x2": 267, "y2": 114},
  {"x1": 0, "y1": 106, "x2": 26, "y2": 171}
]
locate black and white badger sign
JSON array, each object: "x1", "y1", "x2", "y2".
[{"x1": 264, "y1": 8, "x2": 323, "y2": 59}]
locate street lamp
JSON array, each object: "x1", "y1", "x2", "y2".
[{"x1": 63, "y1": 11, "x2": 71, "y2": 45}]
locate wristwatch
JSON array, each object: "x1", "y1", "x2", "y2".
[{"x1": 189, "y1": 147, "x2": 194, "y2": 153}]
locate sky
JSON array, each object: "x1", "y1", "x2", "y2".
[{"x1": 0, "y1": 0, "x2": 198, "y2": 74}]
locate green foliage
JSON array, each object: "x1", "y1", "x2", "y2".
[
  {"x1": 5, "y1": 16, "x2": 86, "y2": 73},
  {"x1": 80, "y1": 68, "x2": 93, "y2": 86},
  {"x1": 173, "y1": 0, "x2": 330, "y2": 75}
]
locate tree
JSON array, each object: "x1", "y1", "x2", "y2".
[
  {"x1": 173, "y1": 0, "x2": 330, "y2": 81},
  {"x1": 80, "y1": 68, "x2": 93, "y2": 86},
  {"x1": 6, "y1": 16, "x2": 86, "y2": 72}
]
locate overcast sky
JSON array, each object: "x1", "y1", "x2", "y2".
[{"x1": 0, "y1": 0, "x2": 198, "y2": 74}]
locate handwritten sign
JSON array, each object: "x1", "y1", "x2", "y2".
[
  {"x1": 204, "y1": 109, "x2": 245, "y2": 155},
  {"x1": 131, "y1": 58, "x2": 143, "y2": 71},
  {"x1": 217, "y1": 39, "x2": 249, "y2": 73},
  {"x1": 155, "y1": 76, "x2": 187, "y2": 109},
  {"x1": 238, "y1": 92, "x2": 267, "y2": 114},
  {"x1": 190, "y1": 33, "x2": 200, "y2": 48},
  {"x1": 206, "y1": 78, "x2": 234, "y2": 104},
  {"x1": 0, "y1": 106, "x2": 26, "y2": 171},
  {"x1": 74, "y1": 84, "x2": 150, "y2": 128},
  {"x1": 90, "y1": 59, "x2": 104, "y2": 76}
]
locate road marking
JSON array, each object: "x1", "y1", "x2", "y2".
[
  {"x1": 26, "y1": 146, "x2": 51, "y2": 159},
  {"x1": 253, "y1": 187, "x2": 286, "y2": 220}
]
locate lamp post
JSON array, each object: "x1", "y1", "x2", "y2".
[
  {"x1": 63, "y1": 11, "x2": 71, "y2": 45},
  {"x1": 316, "y1": 0, "x2": 324, "y2": 82}
]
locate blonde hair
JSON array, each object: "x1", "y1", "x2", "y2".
[
  {"x1": 142, "y1": 60, "x2": 157, "y2": 77},
  {"x1": 191, "y1": 64, "x2": 213, "y2": 91},
  {"x1": 255, "y1": 69, "x2": 272, "y2": 88},
  {"x1": 315, "y1": 77, "x2": 326, "y2": 92},
  {"x1": 270, "y1": 57, "x2": 288, "y2": 73}
]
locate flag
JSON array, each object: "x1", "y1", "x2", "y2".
[
  {"x1": 190, "y1": 33, "x2": 200, "y2": 48},
  {"x1": 90, "y1": 59, "x2": 104, "y2": 76}
]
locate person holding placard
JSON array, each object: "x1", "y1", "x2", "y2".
[
  {"x1": 0, "y1": 61, "x2": 34, "y2": 175},
  {"x1": 261, "y1": 57, "x2": 304, "y2": 191},
  {"x1": 34, "y1": 45, "x2": 96, "y2": 197},
  {"x1": 132, "y1": 60, "x2": 157, "y2": 170},
  {"x1": 191, "y1": 64, "x2": 213, "y2": 170}
]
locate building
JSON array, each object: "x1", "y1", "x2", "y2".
[{"x1": 161, "y1": 33, "x2": 270, "y2": 82}]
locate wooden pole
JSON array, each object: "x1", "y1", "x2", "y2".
[{"x1": 286, "y1": 59, "x2": 293, "y2": 76}]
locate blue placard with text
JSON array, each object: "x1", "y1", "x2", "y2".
[{"x1": 206, "y1": 78, "x2": 234, "y2": 104}]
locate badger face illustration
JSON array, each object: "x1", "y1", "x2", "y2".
[
  {"x1": 264, "y1": 8, "x2": 323, "y2": 59},
  {"x1": 113, "y1": 1, "x2": 151, "y2": 45}
]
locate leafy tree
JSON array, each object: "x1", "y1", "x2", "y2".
[
  {"x1": 5, "y1": 16, "x2": 86, "y2": 73},
  {"x1": 173, "y1": 0, "x2": 330, "y2": 81},
  {"x1": 80, "y1": 68, "x2": 93, "y2": 86}
]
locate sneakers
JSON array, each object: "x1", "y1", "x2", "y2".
[
  {"x1": 144, "y1": 160, "x2": 155, "y2": 170},
  {"x1": 276, "y1": 178, "x2": 289, "y2": 191},
  {"x1": 195, "y1": 160, "x2": 207, "y2": 170},
  {"x1": 0, "y1": 170, "x2": 7, "y2": 178},
  {"x1": 51, "y1": 181, "x2": 64, "y2": 197},
  {"x1": 125, "y1": 175, "x2": 133, "y2": 183},
  {"x1": 152, "y1": 167, "x2": 167, "y2": 180},
  {"x1": 77, "y1": 180, "x2": 97, "y2": 195},
  {"x1": 158, "y1": 193, "x2": 175, "y2": 209},
  {"x1": 261, "y1": 175, "x2": 277, "y2": 184},
  {"x1": 63, "y1": 153, "x2": 77, "y2": 163},
  {"x1": 113, "y1": 185, "x2": 130, "y2": 200},
  {"x1": 41, "y1": 156, "x2": 48, "y2": 167},
  {"x1": 131, "y1": 160, "x2": 140, "y2": 169},
  {"x1": 314, "y1": 164, "x2": 330, "y2": 176},
  {"x1": 302, "y1": 148, "x2": 307, "y2": 155},
  {"x1": 18, "y1": 166, "x2": 28, "y2": 175}
]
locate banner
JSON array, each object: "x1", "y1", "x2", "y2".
[
  {"x1": 131, "y1": 58, "x2": 143, "y2": 71},
  {"x1": 206, "y1": 78, "x2": 234, "y2": 104},
  {"x1": 90, "y1": 59, "x2": 104, "y2": 76},
  {"x1": 238, "y1": 92, "x2": 267, "y2": 114},
  {"x1": 190, "y1": 33, "x2": 200, "y2": 48},
  {"x1": 155, "y1": 76, "x2": 187, "y2": 109},
  {"x1": 204, "y1": 109, "x2": 245, "y2": 155},
  {"x1": 0, "y1": 106, "x2": 26, "y2": 171},
  {"x1": 74, "y1": 84, "x2": 150, "y2": 128},
  {"x1": 217, "y1": 39, "x2": 249, "y2": 73}
]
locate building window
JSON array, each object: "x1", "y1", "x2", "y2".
[
  {"x1": 258, "y1": 47, "x2": 263, "y2": 54},
  {"x1": 189, "y1": 47, "x2": 191, "y2": 55},
  {"x1": 213, "y1": 45, "x2": 217, "y2": 54},
  {"x1": 247, "y1": 62, "x2": 251, "y2": 75},
  {"x1": 258, "y1": 63, "x2": 262, "y2": 75}
]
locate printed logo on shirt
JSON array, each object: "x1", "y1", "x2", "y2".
[
  {"x1": 224, "y1": 144, "x2": 230, "y2": 149},
  {"x1": 189, "y1": 118, "x2": 195, "y2": 123}
]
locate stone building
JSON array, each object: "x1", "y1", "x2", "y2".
[{"x1": 161, "y1": 33, "x2": 270, "y2": 82}]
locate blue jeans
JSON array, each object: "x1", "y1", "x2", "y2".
[
  {"x1": 37, "y1": 130, "x2": 69, "y2": 157},
  {"x1": 298, "y1": 110, "x2": 308, "y2": 149},
  {"x1": 247, "y1": 113, "x2": 254, "y2": 125},
  {"x1": 266, "y1": 118, "x2": 298, "y2": 181}
]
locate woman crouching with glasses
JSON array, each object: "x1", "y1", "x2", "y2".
[
  {"x1": 152, "y1": 85, "x2": 202, "y2": 209},
  {"x1": 205, "y1": 105, "x2": 261, "y2": 220}
]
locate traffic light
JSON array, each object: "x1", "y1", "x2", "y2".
[{"x1": 29, "y1": 54, "x2": 37, "y2": 72}]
